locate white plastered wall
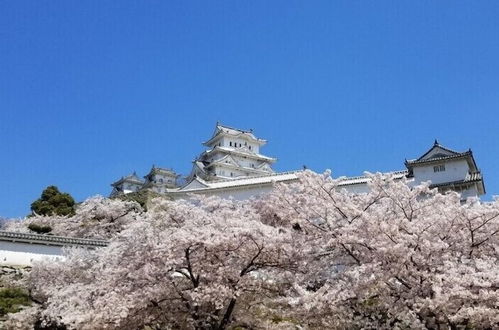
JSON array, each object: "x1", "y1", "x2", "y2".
[{"x1": 0, "y1": 241, "x2": 65, "y2": 266}]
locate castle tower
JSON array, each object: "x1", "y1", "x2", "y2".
[
  {"x1": 188, "y1": 123, "x2": 276, "y2": 181},
  {"x1": 404, "y1": 140, "x2": 485, "y2": 199},
  {"x1": 142, "y1": 166, "x2": 179, "y2": 194},
  {"x1": 110, "y1": 172, "x2": 144, "y2": 197}
]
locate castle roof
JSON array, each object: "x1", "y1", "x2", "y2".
[
  {"x1": 428, "y1": 171, "x2": 485, "y2": 195},
  {"x1": 405, "y1": 140, "x2": 478, "y2": 173},
  {"x1": 144, "y1": 166, "x2": 178, "y2": 179},
  {"x1": 204, "y1": 158, "x2": 273, "y2": 175},
  {"x1": 336, "y1": 170, "x2": 409, "y2": 186},
  {"x1": 177, "y1": 171, "x2": 300, "y2": 193},
  {"x1": 111, "y1": 172, "x2": 144, "y2": 187},
  {"x1": 201, "y1": 146, "x2": 277, "y2": 163},
  {"x1": 0, "y1": 231, "x2": 108, "y2": 248},
  {"x1": 203, "y1": 123, "x2": 267, "y2": 146}
]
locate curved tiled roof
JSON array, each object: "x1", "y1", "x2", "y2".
[
  {"x1": 405, "y1": 151, "x2": 472, "y2": 165},
  {"x1": 203, "y1": 146, "x2": 277, "y2": 162},
  {"x1": 0, "y1": 231, "x2": 108, "y2": 247},
  {"x1": 337, "y1": 170, "x2": 409, "y2": 186},
  {"x1": 415, "y1": 141, "x2": 461, "y2": 161},
  {"x1": 429, "y1": 172, "x2": 483, "y2": 188},
  {"x1": 177, "y1": 171, "x2": 301, "y2": 192},
  {"x1": 203, "y1": 123, "x2": 267, "y2": 146},
  {"x1": 111, "y1": 172, "x2": 144, "y2": 187}
]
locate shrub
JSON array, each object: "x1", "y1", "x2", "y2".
[
  {"x1": 0, "y1": 287, "x2": 31, "y2": 316},
  {"x1": 27, "y1": 224, "x2": 52, "y2": 234}
]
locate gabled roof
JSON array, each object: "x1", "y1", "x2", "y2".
[
  {"x1": 208, "y1": 154, "x2": 241, "y2": 168},
  {"x1": 180, "y1": 177, "x2": 210, "y2": 190},
  {"x1": 144, "y1": 165, "x2": 178, "y2": 179},
  {"x1": 405, "y1": 141, "x2": 478, "y2": 172},
  {"x1": 202, "y1": 146, "x2": 277, "y2": 163},
  {"x1": 111, "y1": 172, "x2": 144, "y2": 187},
  {"x1": 205, "y1": 163, "x2": 274, "y2": 177},
  {"x1": 214, "y1": 123, "x2": 256, "y2": 138},
  {"x1": 256, "y1": 162, "x2": 273, "y2": 172},
  {"x1": 203, "y1": 123, "x2": 267, "y2": 146},
  {"x1": 417, "y1": 140, "x2": 461, "y2": 161}
]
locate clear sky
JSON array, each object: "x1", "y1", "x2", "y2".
[{"x1": 1, "y1": 1, "x2": 499, "y2": 218}]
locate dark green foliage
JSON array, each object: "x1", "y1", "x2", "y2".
[
  {"x1": 30, "y1": 186, "x2": 75, "y2": 217},
  {"x1": 27, "y1": 223, "x2": 52, "y2": 234},
  {"x1": 0, "y1": 287, "x2": 31, "y2": 316}
]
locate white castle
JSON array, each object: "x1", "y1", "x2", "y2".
[
  {"x1": 110, "y1": 123, "x2": 485, "y2": 201},
  {"x1": 0, "y1": 124, "x2": 487, "y2": 267}
]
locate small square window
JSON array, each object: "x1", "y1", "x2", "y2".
[{"x1": 433, "y1": 164, "x2": 446, "y2": 172}]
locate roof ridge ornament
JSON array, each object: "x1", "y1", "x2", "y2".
[{"x1": 434, "y1": 139, "x2": 439, "y2": 146}]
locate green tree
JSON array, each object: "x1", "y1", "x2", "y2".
[
  {"x1": 0, "y1": 287, "x2": 31, "y2": 316},
  {"x1": 30, "y1": 186, "x2": 75, "y2": 217}
]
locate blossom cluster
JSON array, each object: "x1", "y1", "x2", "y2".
[{"x1": 5, "y1": 171, "x2": 499, "y2": 329}]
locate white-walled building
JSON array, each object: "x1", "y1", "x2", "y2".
[
  {"x1": 188, "y1": 123, "x2": 276, "y2": 181},
  {"x1": 174, "y1": 171, "x2": 299, "y2": 201},
  {"x1": 110, "y1": 124, "x2": 485, "y2": 202},
  {"x1": 110, "y1": 167, "x2": 180, "y2": 197},
  {"x1": 404, "y1": 140, "x2": 485, "y2": 199},
  {"x1": 0, "y1": 231, "x2": 108, "y2": 266},
  {"x1": 336, "y1": 140, "x2": 485, "y2": 200},
  {"x1": 142, "y1": 166, "x2": 179, "y2": 194},
  {"x1": 110, "y1": 172, "x2": 144, "y2": 197},
  {"x1": 2, "y1": 132, "x2": 487, "y2": 266}
]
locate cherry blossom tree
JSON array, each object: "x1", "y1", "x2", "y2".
[
  {"x1": 258, "y1": 170, "x2": 499, "y2": 329},
  {"x1": 11, "y1": 197, "x2": 300, "y2": 329},
  {"x1": 6, "y1": 171, "x2": 499, "y2": 329},
  {"x1": 4, "y1": 196, "x2": 142, "y2": 239}
]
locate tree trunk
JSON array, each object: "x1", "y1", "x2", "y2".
[{"x1": 217, "y1": 298, "x2": 237, "y2": 330}]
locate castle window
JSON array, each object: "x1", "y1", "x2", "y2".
[
  {"x1": 230, "y1": 142, "x2": 232, "y2": 146},
  {"x1": 159, "y1": 178, "x2": 163, "y2": 183},
  {"x1": 230, "y1": 172, "x2": 233, "y2": 177},
  {"x1": 249, "y1": 146, "x2": 252, "y2": 150},
  {"x1": 433, "y1": 164, "x2": 446, "y2": 172}
]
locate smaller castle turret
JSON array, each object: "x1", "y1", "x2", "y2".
[
  {"x1": 110, "y1": 166, "x2": 179, "y2": 197},
  {"x1": 110, "y1": 172, "x2": 144, "y2": 197},
  {"x1": 142, "y1": 166, "x2": 179, "y2": 194}
]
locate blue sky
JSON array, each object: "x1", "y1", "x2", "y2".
[{"x1": 1, "y1": 1, "x2": 499, "y2": 218}]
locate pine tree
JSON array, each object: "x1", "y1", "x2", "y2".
[{"x1": 30, "y1": 186, "x2": 75, "y2": 217}]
